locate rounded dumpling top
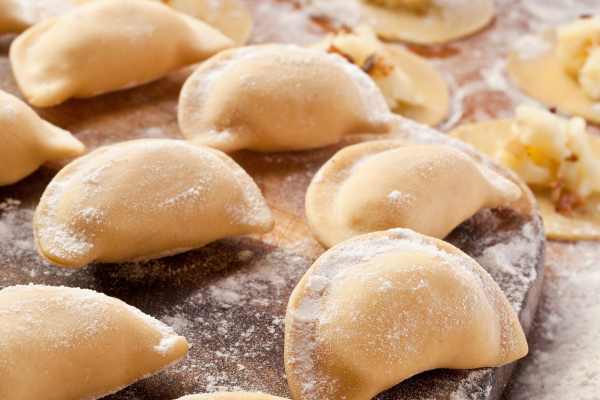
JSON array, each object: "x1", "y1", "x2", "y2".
[
  {"x1": 285, "y1": 229, "x2": 528, "y2": 400},
  {"x1": 9, "y1": 0, "x2": 234, "y2": 107},
  {"x1": 0, "y1": 89, "x2": 85, "y2": 187},
  {"x1": 33, "y1": 139, "x2": 274, "y2": 267},
  {"x1": 178, "y1": 44, "x2": 394, "y2": 153},
  {"x1": 306, "y1": 140, "x2": 522, "y2": 249},
  {"x1": 0, "y1": 284, "x2": 188, "y2": 400}
]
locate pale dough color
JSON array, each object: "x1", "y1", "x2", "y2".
[
  {"x1": 508, "y1": 30, "x2": 600, "y2": 124},
  {"x1": 0, "y1": 284, "x2": 189, "y2": 400},
  {"x1": 285, "y1": 229, "x2": 528, "y2": 400},
  {"x1": 0, "y1": 0, "x2": 38, "y2": 34},
  {"x1": 33, "y1": 139, "x2": 274, "y2": 268},
  {"x1": 0, "y1": 89, "x2": 84, "y2": 186},
  {"x1": 360, "y1": 0, "x2": 494, "y2": 45},
  {"x1": 9, "y1": 0, "x2": 234, "y2": 107},
  {"x1": 77, "y1": 0, "x2": 253, "y2": 46},
  {"x1": 178, "y1": 45, "x2": 393, "y2": 153},
  {"x1": 450, "y1": 119, "x2": 600, "y2": 240},
  {"x1": 305, "y1": 140, "x2": 522, "y2": 249}
]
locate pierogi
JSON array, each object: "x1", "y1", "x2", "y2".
[
  {"x1": 285, "y1": 229, "x2": 528, "y2": 400},
  {"x1": 305, "y1": 140, "x2": 522, "y2": 249},
  {"x1": 360, "y1": 0, "x2": 495, "y2": 45},
  {"x1": 0, "y1": 284, "x2": 188, "y2": 400},
  {"x1": 178, "y1": 45, "x2": 393, "y2": 152},
  {"x1": 0, "y1": 0, "x2": 38, "y2": 34},
  {"x1": 0, "y1": 89, "x2": 85, "y2": 186},
  {"x1": 33, "y1": 139, "x2": 274, "y2": 268},
  {"x1": 10, "y1": 0, "x2": 234, "y2": 107}
]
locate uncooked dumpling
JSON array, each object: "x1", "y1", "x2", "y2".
[
  {"x1": 178, "y1": 44, "x2": 393, "y2": 152},
  {"x1": 360, "y1": 0, "x2": 494, "y2": 45},
  {"x1": 77, "y1": 0, "x2": 253, "y2": 46},
  {"x1": 285, "y1": 229, "x2": 528, "y2": 400},
  {"x1": 9, "y1": 0, "x2": 234, "y2": 107},
  {"x1": 0, "y1": 0, "x2": 38, "y2": 34},
  {"x1": 0, "y1": 89, "x2": 85, "y2": 186},
  {"x1": 176, "y1": 393, "x2": 288, "y2": 400},
  {"x1": 305, "y1": 140, "x2": 522, "y2": 249},
  {"x1": 33, "y1": 139, "x2": 274, "y2": 267},
  {"x1": 0, "y1": 284, "x2": 189, "y2": 400}
]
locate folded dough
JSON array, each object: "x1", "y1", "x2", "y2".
[
  {"x1": 33, "y1": 139, "x2": 274, "y2": 267},
  {"x1": 0, "y1": 0, "x2": 38, "y2": 34},
  {"x1": 305, "y1": 140, "x2": 522, "y2": 249},
  {"x1": 9, "y1": 0, "x2": 234, "y2": 107},
  {"x1": 178, "y1": 44, "x2": 393, "y2": 152},
  {"x1": 285, "y1": 229, "x2": 528, "y2": 400},
  {"x1": 360, "y1": 0, "x2": 494, "y2": 45},
  {"x1": 0, "y1": 284, "x2": 189, "y2": 400},
  {"x1": 0, "y1": 89, "x2": 85, "y2": 187},
  {"x1": 176, "y1": 394, "x2": 289, "y2": 400}
]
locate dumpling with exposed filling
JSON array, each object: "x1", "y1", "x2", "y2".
[
  {"x1": 285, "y1": 229, "x2": 528, "y2": 400},
  {"x1": 305, "y1": 140, "x2": 522, "y2": 249},
  {"x1": 33, "y1": 139, "x2": 274, "y2": 267},
  {"x1": 0, "y1": 284, "x2": 189, "y2": 400},
  {"x1": 9, "y1": 0, "x2": 234, "y2": 107},
  {"x1": 178, "y1": 44, "x2": 393, "y2": 153},
  {"x1": 0, "y1": 89, "x2": 84, "y2": 187}
]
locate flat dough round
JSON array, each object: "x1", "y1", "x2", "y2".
[
  {"x1": 285, "y1": 229, "x2": 527, "y2": 400},
  {"x1": 450, "y1": 119, "x2": 600, "y2": 240},
  {"x1": 360, "y1": 0, "x2": 494, "y2": 45},
  {"x1": 0, "y1": 284, "x2": 188, "y2": 400},
  {"x1": 508, "y1": 30, "x2": 600, "y2": 124},
  {"x1": 33, "y1": 139, "x2": 274, "y2": 267},
  {"x1": 385, "y1": 45, "x2": 449, "y2": 126}
]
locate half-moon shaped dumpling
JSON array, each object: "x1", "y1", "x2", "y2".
[
  {"x1": 284, "y1": 229, "x2": 528, "y2": 400},
  {"x1": 9, "y1": 0, "x2": 234, "y2": 107},
  {"x1": 0, "y1": 284, "x2": 189, "y2": 400},
  {"x1": 306, "y1": 140, "x2": 522, "y2": 249},
  {"x1": 360, "y1": 0, "x2": 494, "y2": 45},
  {"x1": 0, "y1": 89, "x2": 85, "y2": 187},
  {"x1": 176, "y1": 393, "x2": 289, "y2": 400},
  {"x1": 33, "y1": 139, "x2": 274, "y2": 267},
  {"x1": 178, "y1": 45, "x2": 393, "y2": 152},
  {"x1": 0, "y1": 0, "x2": 38, "y2": 34}
]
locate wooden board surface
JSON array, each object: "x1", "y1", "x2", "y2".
[{"x1": 0, "y1": 1, "x2": 550, "y2": 399}]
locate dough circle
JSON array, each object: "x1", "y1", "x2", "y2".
[
  {"x1": 360, "y1": 0, "x2": 494, "y2": 45},
  {"x1": 508, "y1": 30, "x2": 600, "y2": 124},
  {"x1": 450, "y1": 119, "x2": 600, "y2": 240}
]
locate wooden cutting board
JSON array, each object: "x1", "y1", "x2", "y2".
[{"x1": 0, "y1": 1, "x2": 545, "y2": 399}]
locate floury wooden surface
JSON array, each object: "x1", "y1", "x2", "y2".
[{"x1": 0, "y1": 0, "x2": 569, "y2": 399}]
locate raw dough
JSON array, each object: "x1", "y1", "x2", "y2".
[
  {"x1": 78, "y1": 0, "x2": 253, "y2": 46},
  {"x1": 309, "y1": 24, "x2": 448, "y2": 126},
  {"x1": 0, "y1": 89, "x2": 85, "y2": 187},
  {"x1": 360, "y1": 0, "x2": 494, "y2": 45},
  {"x1": 508, "y1": 30, "x2": 600, "y2": 124},
  {"x1": 450, "y1": 118, "x2": 600, "y2": 240},
  {"x1": 9, "y1": 0, "x2": 234, "y2": 107},
  {"x1": 285, "y1": 229, "x2": 528, "y2": 400},
  {"x1": 305, "y1": 140, "x2": 522, "y2": 249},
  {"x1": 0, "y1": 284, "x2": 188, "y2": 400},
  {"x1": 176, "y1": 394, "x2": 288, "y2": 400},
  {"x1": 0, "y1": 0, "x2": 38, "y2": 34},
  {"x1": 178, "y1": 44, "x2": 393, "y2": 153},
  {"x1": 33, "y1": 139, "x2": 274, "y2": 267}
]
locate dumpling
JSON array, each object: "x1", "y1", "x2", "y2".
[
  {"x1": 305, "y1": 140, "x2": 522, "y2": 249},
  {"x1": 9, "y1": 0, "x2": 234, "y2": 107},
  {"x1": 175, "y1": 394, "x2": 288, "y2": 400},
  {"x1": 0, "y1": 284, "x2": 188, "y2": 400},
  {"x1": 78, "y1": 0, "x2": 253, "y2": 46},
  {"x1": 178, "y1": 44, "x2": 393, "y2": 152},
  {"x1": 0, "y1": 89, "x2": 85, "y2": 187},
  {"x1": 360, "y1": 0, "x2": 494, "y2": 45},
  {"x1": 0, "y1": 0, "x2": 38, "y2": 34},
  {"x1": 284, "y1": 229, "x2": 528, "y2": 400},
  {"x1": 33, "y1": 139, "x2": 274, "y2": 267}
]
